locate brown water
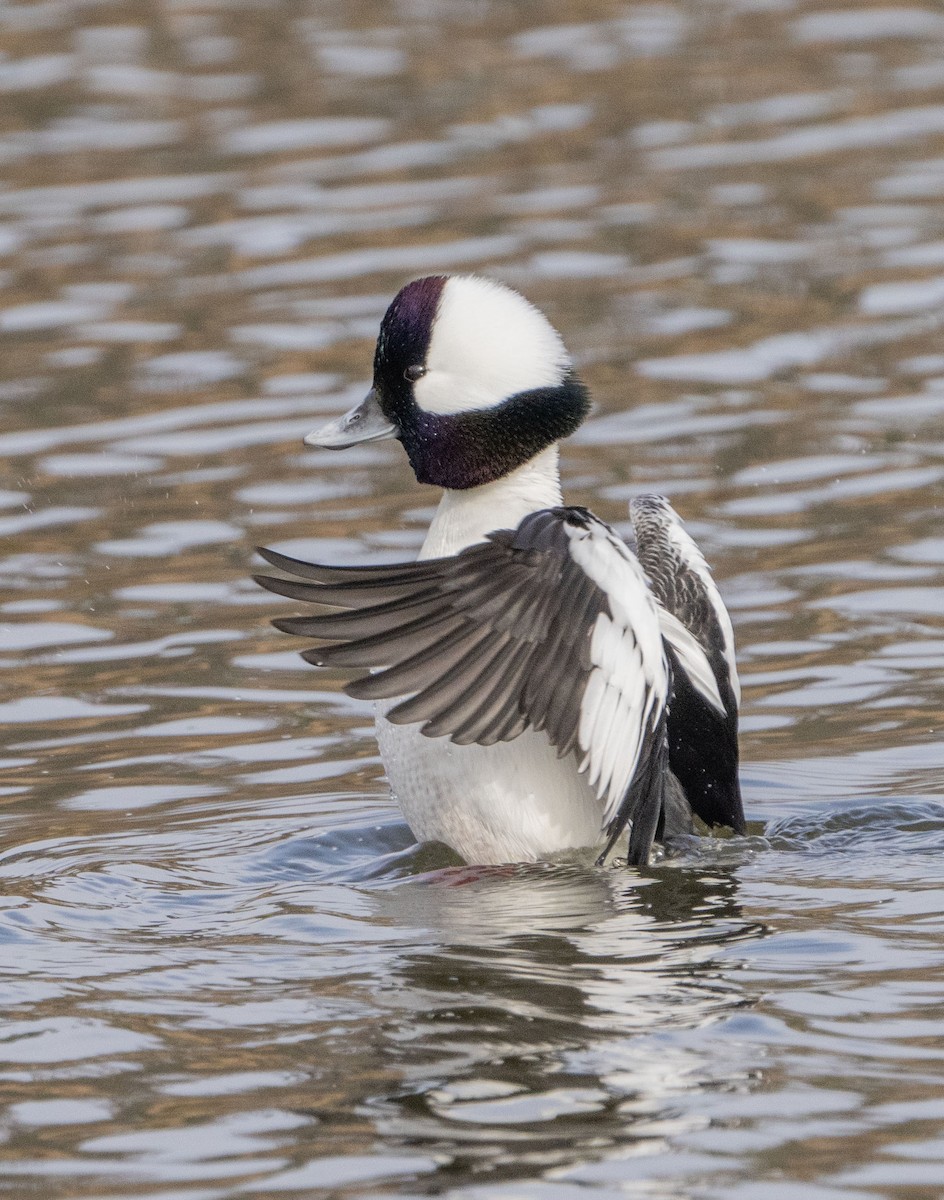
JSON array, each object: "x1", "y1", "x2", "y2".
[{"x1": 1, "y1": 1, "x2": 944, "y2": 1196}]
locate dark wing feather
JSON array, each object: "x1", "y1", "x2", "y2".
[
  {"x1": 255, "y1": 506, "x2": 672, "y2": 865},
  {"x1": 630, "y1": 495, "x2": 744, "y2": 834}
]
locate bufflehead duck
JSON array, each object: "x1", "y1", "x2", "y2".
[{"x1": 256, "y1": 274, "x2": 744, "y2": 866}]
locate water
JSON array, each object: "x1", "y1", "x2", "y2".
[{"x1": 1, "y1": 0, "x2": 943, "y2": 1195}]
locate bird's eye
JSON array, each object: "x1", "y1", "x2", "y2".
[{"x1": 404, "y1": 364, "x2": 427, "y2": 383}]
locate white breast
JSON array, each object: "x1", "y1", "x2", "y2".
[
  {"x1": 375, "y1": 441, "x2": 601, "y2": 863},
  {"x1": 376, "y1": 708, "x2": 604, "y2": 864}
]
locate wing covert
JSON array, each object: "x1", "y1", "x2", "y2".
[{"x1": 256, "y1": 506, "x2": 673, "y2": 864}]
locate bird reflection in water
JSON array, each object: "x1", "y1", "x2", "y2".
[{"x1": 360, "y1": 859, "x2": 765, "y2": 1188}]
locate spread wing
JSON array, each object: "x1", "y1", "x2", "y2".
[
  {"x1": 629, "y1": 495, "x2": 745, "y2": 834},
  {"x1": 255, "y1": 506, "x2": 673, "y2": 865}
]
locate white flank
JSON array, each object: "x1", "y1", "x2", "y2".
[
  {"x1": 413, "y1": 275, "x2": 570, "y2": 416},
  {"x1": 565, "y1": 517, "x2": 670, "y2": 826}
]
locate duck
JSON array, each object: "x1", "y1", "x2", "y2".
[{"x1": 256, "y1": 274, "x2": 744, "y2": 867}]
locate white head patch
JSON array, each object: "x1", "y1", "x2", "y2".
[{"x1": 413, "y1": 275, "x2": 571, "y2": 416}]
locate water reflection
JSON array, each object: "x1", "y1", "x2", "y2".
[{"x1": 357, "y1": 859, "x2": 762, "y2": 1189}]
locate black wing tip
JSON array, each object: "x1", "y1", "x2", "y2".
[
  {"x1": 254, "y1": 544, "x2": 361, "y2": 577},
  {"x1": 300, "y1": 646, "x2": 330, "y2": 667},
  {"x1": 256, "y1": 544, "x2": 342, "y2": 574},
  {"x1": 253, "y1": 573, "x2": 325, "y2": 604},
  {"x1": 271, "y1": 615, "x2": 311, "y2": 636},
  {"x1": 255, "y1": 545, "x2": 302, "y2": 571},
  {"x1": 254, "y1": 572, "x2": 287, "y2": 595},
  {"x1": 595, "y1": 826, "x2": 624, "y2": 868}
]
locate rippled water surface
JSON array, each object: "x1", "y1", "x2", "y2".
[{"x1": 2, "y1": 1, "x2": 944, "y2": 1196}]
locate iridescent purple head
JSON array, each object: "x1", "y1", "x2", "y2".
[{"x1": 307, "y1": 274, "x2": 590, "y2": 490}]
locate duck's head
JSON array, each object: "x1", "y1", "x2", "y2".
[{"x1": 306, "y1": 274, "x2": 591, "y2": 490}]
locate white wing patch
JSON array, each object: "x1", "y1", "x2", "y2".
[
  {"x1": 657, "y1": 609, "x2": 725, "y2": 713},
  {"x1": 565, "y1": 518, "x2": 669, "y2": 827},
  {"x1": 661, "y1": 509, "x2": 741, "y2": 705}
]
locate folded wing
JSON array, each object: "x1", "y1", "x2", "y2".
[{"x1": 629, "y1": 495, "x2": 745, "y2": 834}]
